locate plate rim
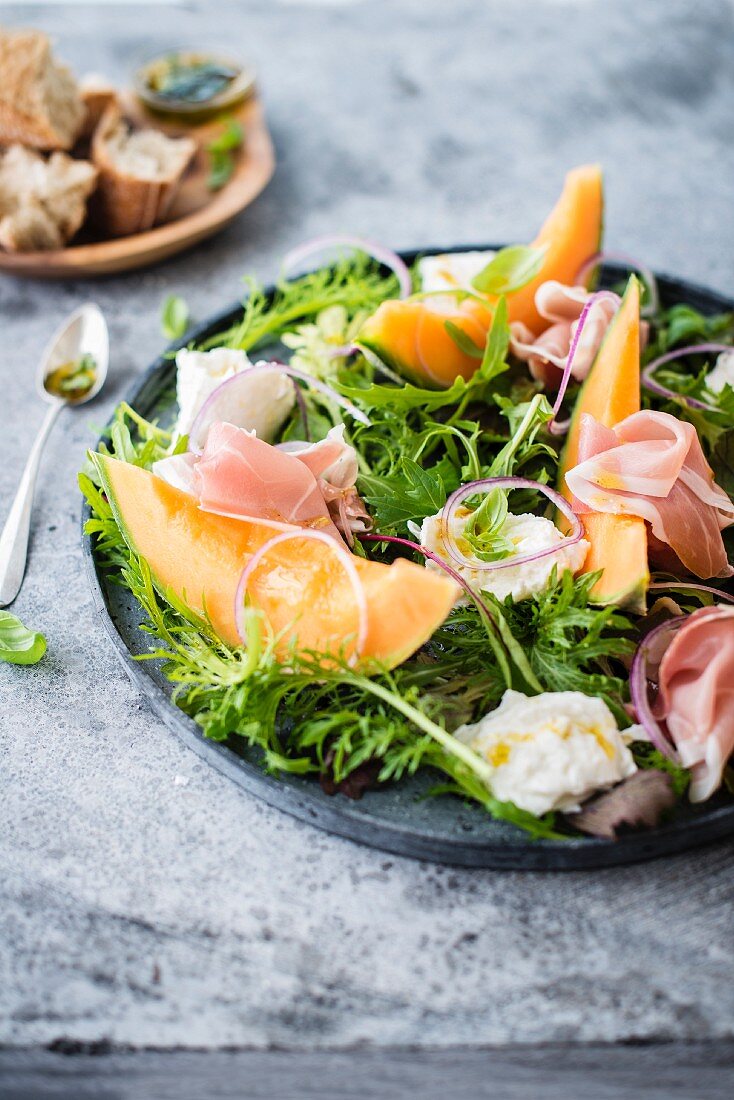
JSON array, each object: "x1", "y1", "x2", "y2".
[
  {"x1": 81, "y1": 247, "x2": 734, "y2": 869},
  {"x1": 0, "y1": 96, "x2": 275, "y2": 278}
]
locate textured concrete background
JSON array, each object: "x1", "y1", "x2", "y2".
[{"x1": 1, "y1": 0, "x2": 733, "y2": 1051}]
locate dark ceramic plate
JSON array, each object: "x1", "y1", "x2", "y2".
[{"x1": 82, "y1": 248, "x2": 734, "y2": 869}]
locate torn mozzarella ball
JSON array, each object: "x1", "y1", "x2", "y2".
[
  {"x1": 415, "y1": 509, "x2": 588, "y2": 604},
  {"x1": 705, "y1": 349, "x2": 734, "y2": 395},
  {"x1": 175, "y1": 348, "x2": 295, "y2": 443},
  {"x1": 418, "y1": 250, "x2": 495, "y2": 294},
  {"x1": 455, "y1": 690, "x2": 639, "y2": 816}
]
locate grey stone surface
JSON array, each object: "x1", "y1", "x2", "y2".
[{"x1": 1, "y1": 0, "x2": 733, "y2": 1052}]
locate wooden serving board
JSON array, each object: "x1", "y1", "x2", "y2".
[{"x1": 0, "y1": 93, "x2": 275, "y2": 278}]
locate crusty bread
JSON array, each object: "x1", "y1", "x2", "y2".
[
  {"x1": 0, "y1": 144, "x2": 97, "y2": 251},
  {"x1": 91, "y1": 105, "x2": 196, "y2": 237},
  {"x1": 0, "y1": 27, "x2": 84, "y2": 150},
  {"x1": 78, "y1": 75, "x2": 118, "y2": 142}
]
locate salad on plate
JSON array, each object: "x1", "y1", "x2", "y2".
[{"x1": 81, "y1": 165, "x2": 734, "y2": 841}]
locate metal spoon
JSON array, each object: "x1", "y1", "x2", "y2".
[{"x1": 0, "y1": 303, "x2": 109, "y2": 607}]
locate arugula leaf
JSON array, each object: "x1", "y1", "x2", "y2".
[
  {"x1": 0, "y1": 610, "x2": 46, "y2": 665},
  {"x1": 478, "y1": 296, "x2": 510, "y2": 381},
  {"x1": 161, "y1": 295, "x2": 190, "y2": 341},
  {"x1": 444, "y1": 320, "x2": 484, "y2": 358},
  {"x1": 472, "y1": 244, "x2": 547, "y2": 295},
  {"x1": 359, "y1": 457, "x2": 451, "y2": 529}
]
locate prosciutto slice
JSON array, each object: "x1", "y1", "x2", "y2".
[
  {"x1": 153, "y1": 421, "x2": 343, "y2": 541},
  {"x1": 509, "y1": 281, "x2": 621, "y2": 387},
  {"x1": 565, "y1": 410, "x2": 734, "y2": 579},
  {"x1": 653, "y1": 606, "x2": 734, "y2": 801},
  {"x1": 152, "y1": 421, "x2": 372, "y2": 543},
  {"x1": 278, "y1": 425, "x2": 372, "y2": 543}
]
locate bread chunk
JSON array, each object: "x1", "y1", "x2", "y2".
[
  {"x1": 0, "y1": 144, "x2": 97, "y2": 251},
  {"x1": 0, "y1": 28, "x2": 85, "y2": 150},
  {"x1": 91, "y1": 105, "x2": 196, "y2": 236}
]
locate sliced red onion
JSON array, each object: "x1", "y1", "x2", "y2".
[
  {"x1": 629, "y1": 618, "x2": 685, "y2": 760},
  {"x1": 359, "y1": 532, "x2": 492, "y2": 618},
  {"x1": 441, "y1": 477, "x2": 584, "y2": 573},
  {"x1": 576, "y1": 251, "x2": 660, "y2": 317},
  {"x1": 189, "y1": 360, "x2": 371, "y2": 452},
  {"x1": 648, "y1": 580, "x2": 734, "y2": 605},
  {"x1": 549, "y1": 290, "x2": 620, "y2": 431},
  {"x1": 234, "y1": 528, "x2": 368, "y2": 664},
  {"x1": 549, "y1": 416, "x2": 571, "y2": 437},
  {"x1": 641, "y1": 344, "x2": 731, "y2": 413},
  {"x1": 282, "y1": 235, "x2": 412, "y2": 299}
]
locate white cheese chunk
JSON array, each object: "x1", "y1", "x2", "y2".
[
  {"x1": 416, "y1": 509, "x2": 588, "y2": 604},
  {"x1": 175, "y1": 348, "x2": 295, "y2": 443},
  {"x1": 455, "y1": 690, "x2": 639, "y2": 816},
  {"x1": 705, "y1": 349, "x2": 734, "y2": 395},
  {"x1": 418, "y1": 250, "x2": 496, "y2": 293}
]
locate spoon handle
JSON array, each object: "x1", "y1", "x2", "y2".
[{"x1": 0, "y1": 401, "x2": 64, "y2": 607}]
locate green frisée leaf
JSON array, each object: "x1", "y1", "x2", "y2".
[
  {"x1": 0, "y1": 610, "x2": 46, "y2": 665},
  {"x1": 471, "y1": 244, "x2": 547, "y2": 295},
  {"x1": 161, "y1": 295, "x2": 190, "y2": 341}
]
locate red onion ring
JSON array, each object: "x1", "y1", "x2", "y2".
[
  {"x1": 282, "y1": 235, "x2": 412, "y2": 299},
  {"x1": 576, "y1": 251, "x2": 660, "y2": 317},
  {"x1": 234, "y1": 528, "x2": 369, "y2": 664},
  {"x1": 549, "y1": 290, "x2": 620, "y2": 432},
  {"x1": 641, "y1": 344, "x2": 731, "y2": 413},
  {"x1": 441, "y1": 477, "x2": 585, "y2": 573},
  {"x1": 629, "y1": 618, "x2": 684, "y2": 760},
  {"x1": 648, "y1": 581, "x2": 734, "y2": 605}
]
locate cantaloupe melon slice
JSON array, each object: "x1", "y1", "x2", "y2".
[
  {"x1": 559, "y1": 275, "x2": 649, "y2": 610},
  {"x1": 359, "y1": 295, "x2": 493, "y2": 389},
  {"x1": 95, "y1": 454, "x2": 458, "y2": 668},
  {"x1": 357, "y1": 164, "x2": 603, "y2": 388},
  {"x1": 507, "y1": 163, "x2": 604, "y2": 333}
]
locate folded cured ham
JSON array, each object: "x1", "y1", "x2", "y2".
[
  {"x1": 152, "y1": 421, "x2": 369, "y2": 544},
  {"x1": 509, "y1": 281, "x2": 621, "y2": 387},
  {"x1": 653, "y1": 606, "x2": 734, "y2": 801},
  {"x1": 565, "y1": 410, "x2": 733, "y2": 579}
]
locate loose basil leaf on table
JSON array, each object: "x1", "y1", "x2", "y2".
[{"x1": 0, "y1": 610, "x2": 46, "y2": 665}]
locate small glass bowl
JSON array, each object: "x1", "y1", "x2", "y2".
[{"x1": 134, "y1": 49, "x2": 256, "y2": 124}]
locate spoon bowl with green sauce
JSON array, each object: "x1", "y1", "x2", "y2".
[{"x1": 0, "y1": 304, "x2": 108, "y2": 607}]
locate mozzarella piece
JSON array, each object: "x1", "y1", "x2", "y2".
[
  {"x1": 175, "y1": 348, "x2": 295, "y2": 442},
  {"x1": 418, "y1": 250, "x2": 496, "y2": 293},
  {"x1": 705, "y1": 349, "x2": 734, "y2": 395},
  {"x1": 416, "y1": 509, "x2": 589, "y2": 604},
  {"x1": 455, "y1": 690, "x2": 639, "y2": 816}
]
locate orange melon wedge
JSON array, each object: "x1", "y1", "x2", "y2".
[
  {"x1": 359, "y1": 295, "x2": 493, "y2": 389},
  {"x1": 507, "y1": 163, "x2": 604, "y2": 333},
  {"x1": 559, "y1": 275, "x2": 649, "y2": 610},
  {"x1": 95, "y1": 454, "x2": 458, "y2": 668},
  {"x1": 357, "y1": 164, "x2": 603, "y2": 388}
]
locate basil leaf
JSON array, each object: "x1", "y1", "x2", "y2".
[
  {"x1": 0, "y1": 610, "x2": 46, "y2": 665},
  {"x1": 472, "y1": 244, "x2": 547, "y2": 295},
  {"x1": 161, "y1": 295, "x2": 190, "y2": 341},
  {"x1": 207, "y1": 118, "x2": 244, "y2": 155},
  {"x1": 208, "y1": 150, "x2": 235, "y2": 191}
]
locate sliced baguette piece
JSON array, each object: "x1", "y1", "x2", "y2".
[
  {"x1": 91, "y1": 105, "x2": 196, "y2": 237},
  {"x1": 0, "y1": 144, "x2": 97, "y2": 252},
  {"x1": 0, "y1": 27, "x2": 84, "y2": 150},
  {"x1": 78, "y1": 75, "x2": 118, "y2": 142}
]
